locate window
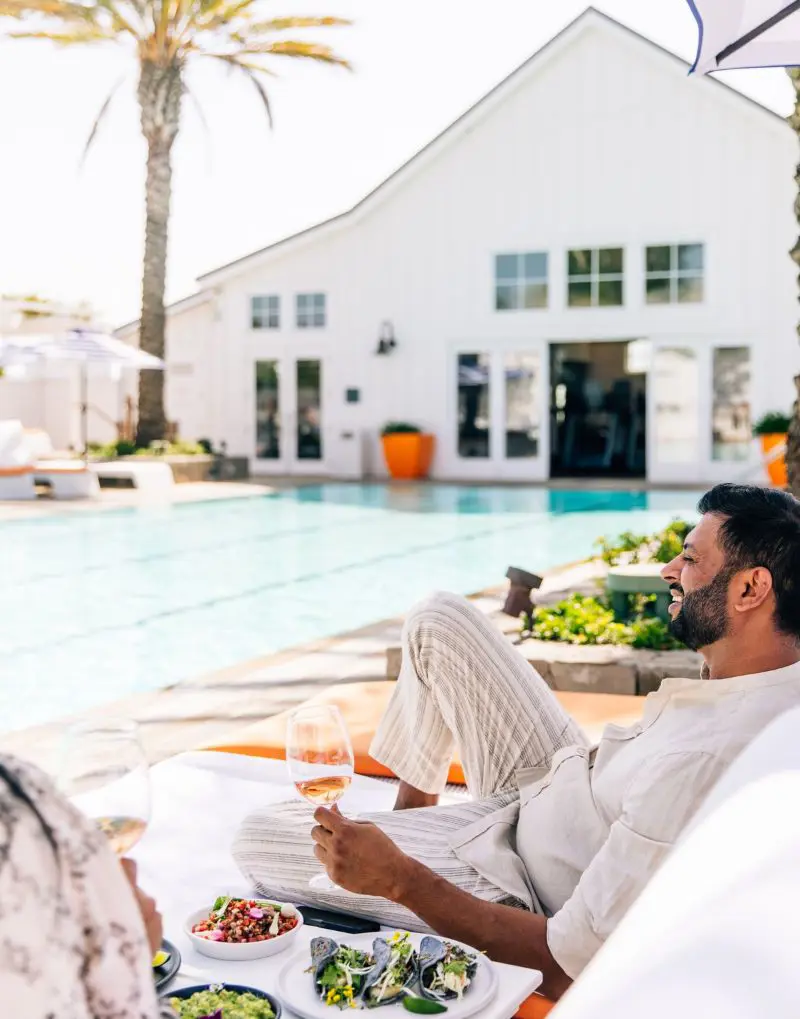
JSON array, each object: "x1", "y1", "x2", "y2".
[
  {"x1": 645, "y1": 244, "x2": 704, "y2": 304},
  {"x1": 251, "y1": 295, "x2": 280, "y2": 329},
  {"x1": 458, "y1": 353, "x2": 490, "y2": 458},
  {"x1": 296, "y1": 293, "x2": 326, "y2": 328},
  {"x1": 495, "y1": 253, "x2": 548, "y2": 310},
  {"x1": 712, "y1": 348, "x2": 751, "y2": 462},
  {"x1": 567, "y1": 248, "x2": 624, "y2": 307}
]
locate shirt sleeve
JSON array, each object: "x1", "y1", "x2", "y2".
[{"x1": 546, "y1": 750, "x2": 721, "y2": 979}]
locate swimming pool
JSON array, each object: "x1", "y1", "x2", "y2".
[{"x1": 0, "y1": 485, "x2": 700, "y2": 733}]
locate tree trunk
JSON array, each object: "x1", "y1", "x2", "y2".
[
  {"x1": 135, "y1": 59, "x2": 183, "y2": 447},
  {"x1": 786, "y1": 69, "x2": 800, "y2": 495}
]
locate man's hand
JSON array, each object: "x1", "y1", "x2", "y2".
[
  {"x1": 120, "y1": 858, "x2": 163, "y2": 956},
  {"x1": 312, "y1": 807, "x2": 412, "y2": 898}
]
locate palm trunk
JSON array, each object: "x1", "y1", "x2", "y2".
[
  {"x1": 135, "y1": 59, "x2": 183, "y2": 447},
  {"x1": 787, "y1": 69, "x2": 800, "y2": 495}
]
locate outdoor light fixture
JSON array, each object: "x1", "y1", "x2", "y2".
[{"x1": 376, "y1": 320, "x2": 397, "y2": 356}]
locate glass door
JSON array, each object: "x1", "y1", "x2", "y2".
[
  {"x1": 451, "y1": 345, "x2": 547, "y2": 481},
  {"x1": 253, "y1": 357, "x2": 325, "y2": 474}
]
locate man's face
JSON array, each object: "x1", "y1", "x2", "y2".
[{"x1": 660, "y1": 514, "x2": 732, "y2": 651}]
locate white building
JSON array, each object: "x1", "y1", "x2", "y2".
[
  {"x1": 0, "y1": 296, "x2": 131, "y2": 450},
  {"x1": 119, "y1": 9, "x2": 799, "y2": 484}
]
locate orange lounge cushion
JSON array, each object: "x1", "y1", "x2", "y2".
[
  {"x1": 205, "y1": 680, "x2": 642, "y2": 786},
  {"x1": 515, "y1": 995, "x2": 555, "y2": 1018},
  {"x1": 0, "y1": 465, "x2": 34, "y2": 477}
]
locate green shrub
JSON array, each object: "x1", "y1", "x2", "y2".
[
  {"x1": 596, "y1": 519, "x2": 693, "y2": 567},
  {"x1": 521, "y1": 593, "x2": 683, "y2": 651},
  {"x1": 752, "y1": 412, "x2": 791, "y2": 436},
  {"x1": 381, "y1": 422, "x2": 422, "y2": 436},
  {"x1": 133, "y1": 439, "x2": 207, "y2": 456}
]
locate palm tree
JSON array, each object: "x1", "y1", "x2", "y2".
[
  {"x1": 787, "y1": 68, "x2": 800, "y2": 496},
  {"x1": 1, "y1": 1, "x2": 350, "y2": 446}
]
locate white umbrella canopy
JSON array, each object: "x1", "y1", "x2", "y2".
[
  {"x1": 0, "y1": 330, "x2": 165, "y2": 456},
  {"x1": 687, "y1": 1, "x2": 800, "y2": 73}
]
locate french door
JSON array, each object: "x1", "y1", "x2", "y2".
[{"x1": 253, "y1": 357, "x2": 325, "y2": 475}]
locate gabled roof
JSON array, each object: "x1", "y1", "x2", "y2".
[{"x1": 155, "y1": 6, "x2": 789, "y2": 306}]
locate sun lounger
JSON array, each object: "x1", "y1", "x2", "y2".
[
  {"x1": 203, "y1": 680, "x2": 644, "y2": 782},
  {"x1": 89, "y1": 459, "x2": 174, "y2": 493},
  {"x1": 32, "y1": 459, "x2": 100, "y2": 499},
  {"x1": 0, "y1": 419, "x2": 37, "y2": 500}
]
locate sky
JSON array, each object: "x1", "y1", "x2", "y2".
[{"x1": 0, "y1": 0, "x2": 794, "y2": 327}]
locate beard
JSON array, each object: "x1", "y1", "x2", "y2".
[{"x1": 668, "y1": 569, "x2": 732, "y2": 651}]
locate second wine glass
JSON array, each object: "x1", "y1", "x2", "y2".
[{"x1": 286, "y1": 704, "x2": 355, "y2": 890}]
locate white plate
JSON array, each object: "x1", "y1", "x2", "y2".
[
  {"x1": 277, "y1": 931, "x2": 498, "y2": 1019},
  {"x1": 185, "y1": 899, "x2": 304, "y2": 960}
]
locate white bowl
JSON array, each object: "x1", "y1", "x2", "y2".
[{"x1": 185, "y1": 899, "x2": 304, "y2": 961}]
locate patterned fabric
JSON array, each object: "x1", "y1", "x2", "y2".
[
  {"x1": 233, "y1": 591, "x2": 584, "y2": 927},
  {"x1": 0, "y1": 753, "x2": 164, "y2": 1018}
]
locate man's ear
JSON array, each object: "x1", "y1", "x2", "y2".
[{"x1": 734, "y1": 567, "x2": 774, "y2": 614}]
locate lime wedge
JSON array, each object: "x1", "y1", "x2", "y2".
[
  {"x1": 402, "y1": 997, "x2": 447, "y2": 1014},
  {"x1": 152, "y1": 950, "x2": 170, "y2": 968}
]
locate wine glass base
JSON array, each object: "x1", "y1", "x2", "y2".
[{"x1": 309, "y1": 873, "x2": 342, "y2": 892}]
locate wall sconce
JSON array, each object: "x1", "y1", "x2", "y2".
[{"x1": 375, "y1": 320, "x2": 397, "y2": 356}]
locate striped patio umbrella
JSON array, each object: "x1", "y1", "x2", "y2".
[
  {"x1": 687, "y1": 1, "x2": 800, "y2": 73},
  {"x1": 0, "y1": 330, "x2": 164, "y2": 456}
]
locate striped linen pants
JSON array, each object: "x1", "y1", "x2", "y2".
[{"x1": 232, "y1": 592, "x2": 588, "y2": 929}]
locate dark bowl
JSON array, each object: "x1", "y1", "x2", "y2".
[
  {"x1": 163, "y1": 982, "x2": 282, "y2": 1019},
  {"x1": 153, "y1": 938, "x2": 181, "y2": 994}
]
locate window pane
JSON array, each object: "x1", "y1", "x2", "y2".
[
  {"x1": 653, "y1": 347, "x2": 699, "y2": 464},
  {"x1": 313, "y1": 293, "x2": 326, "y2": 312},
  {"x1": 598, "y1": 279, "x2": 623, "y2": 306},
  {"x1": 568, "y1": 281, "x2": 592, "y2": 307},
  {"x1": 598, "y1": 248, "x2": 623, "y2": 274},
  {"x1": 646, "y1": 246, "x2": 671, "y2": 273},
  {"x1": 505, "y1": 353, "x2": 539, "y2": 458},
  {"x1": 495, "y1": 254, "x2": 518, "y2": 281},
  {"x1": 297, "y1": 294, "x2": 308, "y2": 312},
  {"x1": 646, "y1": 277, "x2": 671, "y2": 304},
  {"x1": 297, "y1": 359, "x2": 322, "y2": 460},
  {"x1": 255, "y1": 360, "x2": 280, "y2": 459},
  {"x1": 523, "y1": 252, "x2": 547, "y2": 279},
  {"x1": 458, "y1": 353, "x2": 490, "y2": 458},
  {"x1": 522, "y1": 282, "x2": 548, "y2": 309},
  {"x1": 568, "y1": 249, "x2": 592, "y2": 277},
  {"x1": 677, "y1": 276, "x2": 704, "y2": 303},
  {"x1": 712, "y1": 348, "x2": 751, "y2": 462},
  {"x1": 495, "y1": 285, "x2": 518, "y2": 311},
  {"x1": 679, "y1": 244, "x2": 704, "y2": 271}
]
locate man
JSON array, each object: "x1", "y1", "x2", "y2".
[{"x1": 233, "y1": 484, "x2": 800, "y2": 1000}]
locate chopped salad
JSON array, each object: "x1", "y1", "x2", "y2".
[{"x1": 191, "y1": 896, "x2": 299, "y2": 944}]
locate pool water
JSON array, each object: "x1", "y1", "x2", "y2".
[{"x1": 0, "y1": 485, "x2": 699, "y2": 733}]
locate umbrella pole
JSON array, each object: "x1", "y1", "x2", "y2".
[{"x1": 80, "y1": 360, "x2": 88, "y2": 461}]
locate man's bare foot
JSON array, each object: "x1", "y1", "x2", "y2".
[{"x1": 393, "y1": 781, "x2": 439, "y2": 811}]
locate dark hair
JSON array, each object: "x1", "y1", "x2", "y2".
[{"x1": 698, "y1": 484, "x2": 800, "y2": 640}]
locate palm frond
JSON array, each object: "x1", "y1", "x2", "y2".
[
  {"x1": 243, "y1": 16, "x2": 351, "y2": 33},
  {"x1": 0, "y1": 0, "x2": 99, "y2": 22},
  {"x1": 6, "y1": 26, "x2": 114, "y2": 42},
  {"x1": 81, "y1": 75, "x2": 126, "y2": 163},
  {"x1": 195, "y1": 0, "x2": 257, "y2": 30},
  {"x1": 232, "y1": 39, "x2": 351, "y2": 69},
  {"x1": 206, "y1": 52, "x2": 274, "y2": 126}
]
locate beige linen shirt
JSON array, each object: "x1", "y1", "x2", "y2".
[{"x1": 448, "y1": 662, "x2": 800, "y2": 979}]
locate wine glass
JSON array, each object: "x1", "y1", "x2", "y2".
[
  {"x1": 61, "y1": 718, "x2": 151, "y2": 856},
  {"x1": 286, "y1": 704, "x2": 355, "y2": 890}
]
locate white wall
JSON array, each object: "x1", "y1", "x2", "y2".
[{"x1": 164, "y1": 15, "x2": 799, "y2": 482}]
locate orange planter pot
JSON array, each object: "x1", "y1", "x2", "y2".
[
  {"x1": 381, "y1": 433, "x2": 435, "y2": 480},
  {"x1": 760, "y1": 433, "x2": 788, "y2": 488}
]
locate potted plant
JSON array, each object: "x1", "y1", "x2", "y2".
[
  {"x1": 753, "y1": 412, "x2": 791, "y2": 488},
  {"x1": 380, "y1": 422, "x2": 435, "y2": 480}
]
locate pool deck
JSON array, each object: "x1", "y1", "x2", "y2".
[
  {"x1": 0, "y1": 479, "x2": 275, "y2": 521},
  {"x1": 0, "y1": 562, "x2": 598, "y2": 776}
]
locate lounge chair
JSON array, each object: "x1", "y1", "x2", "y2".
[{"x1": 0, "y1": 420, "x2": 37, "y2": 500}]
